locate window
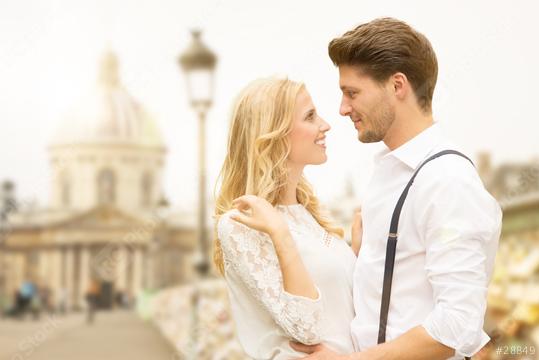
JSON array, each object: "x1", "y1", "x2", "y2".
[
  {"x1": 97, "y1": 169, "x2": 115, "y2": 205},
  {"x1": 61, "y1": 173, "x2": 70, "y2": 207},
  {"x1": 141, "y1": 172, "x2": 152, "y2": 207}
]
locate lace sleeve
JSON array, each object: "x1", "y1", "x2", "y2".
[{"x1": 217, "y1": 210, "x2": 323, "y2": 345}]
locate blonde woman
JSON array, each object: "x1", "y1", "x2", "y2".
[{"x1": 215, "y1": 77, "x2": 362, "y2": 359}]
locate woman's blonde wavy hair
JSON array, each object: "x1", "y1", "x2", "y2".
[{"x1": 213, "y1": 77, "x2": 344, "y2": 275}]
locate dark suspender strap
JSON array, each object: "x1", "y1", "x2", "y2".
[{"x1": 377, "y1": 150, "x2": 474, "y2": 360}]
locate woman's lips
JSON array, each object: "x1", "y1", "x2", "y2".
[{"x1": 315, "y1": 138, "x2": 326, "y2": 148}]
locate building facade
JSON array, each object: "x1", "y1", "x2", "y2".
[{"x1": 1, "y1": 52, "x2": 197, "y2": 311}]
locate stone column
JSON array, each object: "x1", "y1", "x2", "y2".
[
  {"x1": 144, "y1": 251, "x2": 155, "y2": 290},
  {"x1": 13, "y1": 252, "x2": 25, "y2": 289},
  {"x1": 38, "y1": 250, "x2": 49, "y2": 286},
  {"x1": 64, "y1": 248, "x2": 74, "y2": 309},
  {"x1": 141, "y1": 249, "x2": 148, "y2": 289},
  {"x1": 50, "y1": 249, "x2": 63, "y2": 306},
  {"x1": 115, "y1": 246, "x2": 128, "y2": 292},
  {"x1": 131, "y1": 247, "x2": 143, "y2": 298},
  {"x1": 78, "y1": 247, "x2": 90, "y2": 309},
  {"x1": 4, "y1": 252, "x2": 18, "y2": 298}
]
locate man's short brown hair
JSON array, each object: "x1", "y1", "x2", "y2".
[{"x1": 328, "y1": 17, "x2": 438, "y2": 113}]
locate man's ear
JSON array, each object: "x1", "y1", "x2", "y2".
[{"x1": 392, "y1": 72, "x2": 408, "y2": 101}]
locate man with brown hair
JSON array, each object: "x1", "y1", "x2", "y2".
[{"x1": 291, "y1": 18, "x2": 502, "y2": 360}]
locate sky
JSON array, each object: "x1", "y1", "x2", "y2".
[{"x1": 0, "y1": 0, "x2": 538, "y2": 210}]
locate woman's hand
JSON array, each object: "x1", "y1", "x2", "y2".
[
  {"x1": 351, "y1": 207, "x2": 363, "y2": 256},
  {"x1": 231, "y1": 195, "x2": 289, "y2": 238}
]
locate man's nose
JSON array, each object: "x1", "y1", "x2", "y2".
[{"x1": 340, "y1": 98, "x2": 352, "y2": 116}]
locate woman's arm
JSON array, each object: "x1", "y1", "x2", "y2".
[
  {"x1": 267, "y1": 226, "x2": 319, "y2": 299},
  {"x1": 218, "y1": 208, "x2": 323, "y2": 344},
  {"x1": 231, "y1": 195, "x2": 318, "y2": 300}
]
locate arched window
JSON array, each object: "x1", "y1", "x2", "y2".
[
  {"x1": 97, "y1": 169, "x2": 115, "y2": 205},
  {"x1": 141, "y1": 172, "x2": 152, "y2": 207},
  {"x1": 60, "y1": 173, "x2": 70, "y2": 207}
]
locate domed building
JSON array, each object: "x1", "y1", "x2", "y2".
[
  {"x1": 49, "y1": 51, "x2": 166, "y2": 212},
  {"x1": 1, "y1": 52, "x2": 197, "y2": 311}
]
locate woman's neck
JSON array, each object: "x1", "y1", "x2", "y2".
[{"x1": 279, "y1": 163, "x2": 303, "y2": 205}]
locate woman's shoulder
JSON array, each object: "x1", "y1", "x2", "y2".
[
  {"x1": 216, "y1": 209, "x2": 240, "y2": 234},
  {"x1": 217, "y1": 209, "x2": 239, "y2": 223},
  {"x1": 217, "y1": 209, "x2": 263, "y2": 242}
]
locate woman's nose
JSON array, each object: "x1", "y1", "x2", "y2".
[{"x1": 319, "y1": 118, "x2": 331, "y2": 132}]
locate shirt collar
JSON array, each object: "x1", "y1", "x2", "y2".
[{"x1": 374, "y1": 123, "x2": 443, "y2": 170}]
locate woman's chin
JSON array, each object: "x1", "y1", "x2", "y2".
[{"x1": 311, "y1": 155, "x2": 328, "y2": 165}]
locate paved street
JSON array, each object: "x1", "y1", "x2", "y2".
[{"x1": 0, "y1": 310, "x2": 178, "y2": 360}]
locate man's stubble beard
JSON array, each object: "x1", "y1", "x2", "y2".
[{"x1": 358, "y1": 94, "x2": 395, "y2": 144}]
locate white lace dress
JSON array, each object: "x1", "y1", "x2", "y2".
[{"x1": 217, "y1": 204, "x2": 356, "y2": 359}]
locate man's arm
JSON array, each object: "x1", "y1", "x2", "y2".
[
  {"x1": 291, "y1": 326, "x2": 454, "y2": 360},
  {"x1": 348, "y1": 326, "x2": 454, "y2": 360}
]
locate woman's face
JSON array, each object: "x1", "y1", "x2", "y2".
[{"x1": 287, "y1": 89, "x2": 331, "y2": 167}]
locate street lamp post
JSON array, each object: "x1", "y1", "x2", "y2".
[
  {"x1": 178, "y1": 30, "x2": 217, "y2": 278},
  {"x1": 178, "y1": 30, "x2": 217, "y2": 359},
  {"x1": 0, "y1": 181, "x2": 16, "y2": 316}
]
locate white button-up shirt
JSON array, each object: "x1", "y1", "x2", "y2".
[{"x1": 351, "y1": 123, "x2": 502, "y2": 359}]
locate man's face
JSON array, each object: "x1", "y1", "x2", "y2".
[{"x1": 338, "y1": 64, "x2": 395, "y2": 143}]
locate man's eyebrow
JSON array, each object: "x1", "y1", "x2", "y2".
[{"x1": 340, "y1": 86, "x2": 360, "y2": 91}]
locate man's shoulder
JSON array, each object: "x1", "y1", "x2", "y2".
[{"x1": 414, "y1": 145, "x2": 484, "y2": 192}]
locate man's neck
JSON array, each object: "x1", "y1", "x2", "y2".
[{"x1": 383, "y1": 110, "x2": 434, "y2": 151}]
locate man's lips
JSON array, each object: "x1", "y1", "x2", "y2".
[{"x1": 352, "y1": 117, "x2": 362, "y2": 129}]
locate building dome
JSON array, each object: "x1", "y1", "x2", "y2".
[{"x1": 51, "y1": 51, "x2": 164, "y2": 149}]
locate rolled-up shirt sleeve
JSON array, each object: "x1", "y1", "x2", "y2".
[{"x1": 419, "y1": 167, "x2": 502, "y2": 357}]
